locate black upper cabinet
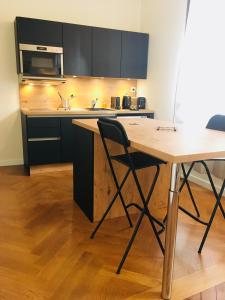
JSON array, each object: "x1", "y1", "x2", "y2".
[
  {"x1": 121, "y1": 32, "x2": 149, "y2": 79},
  {"x1": 92, "y1": 28, "x2": 121, "y2": 78},
  {"x1": 16, "y1": 17, "x2": 62, "y2": 46},
  {"x1": 63, "y1": 24, "x2": 91, "y2": 76},
  {"x1": 15, "y1": 17, "x2": 149, "y2": 79}
]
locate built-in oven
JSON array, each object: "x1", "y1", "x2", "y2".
[{"x1": 19, "y1": 44, "x2": 63, "y2": 78}]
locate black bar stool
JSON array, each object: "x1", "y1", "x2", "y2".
[
  {"x1": 179, "y1": 115, "x2": 225, "y2": 252},
  {"x1": 90, "y1": 118, "x2": 166, "y2": 274}
]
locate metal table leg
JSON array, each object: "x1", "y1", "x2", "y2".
[{"x1": 161, "y1": 163, "x2": 181, "y2": 299}]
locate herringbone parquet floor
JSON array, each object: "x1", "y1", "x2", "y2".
[
  {"x1": 0, "y1": 165, "x2": 225, "y2": 300},
  {"x1": 184, "y1": 282, "x2": 225, "y2": 300}
]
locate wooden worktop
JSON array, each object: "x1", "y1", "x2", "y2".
[
  {"x1": 21, "y1": 108, "x2": 153, "y2": 116},
  {"x1": 72, "y1": 117, "x2": 225, "y2": 163}
]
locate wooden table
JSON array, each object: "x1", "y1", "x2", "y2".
[{"x1": 72, "y1": 117, "x2": 225, "y2": 299}]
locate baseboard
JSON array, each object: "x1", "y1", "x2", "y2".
[
  {"x1": 30, "y1": 163, "x2": 72, "y2": 175},
  {"x1": 0, "y1": 159, "x2": 24, "y2": 167}
]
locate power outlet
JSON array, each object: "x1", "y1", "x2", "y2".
[{"x1": 130, "y1": 86, "x2": 136, "y2": 93}]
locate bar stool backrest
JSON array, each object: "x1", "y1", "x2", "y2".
[
  {"x1": 97, "y1": 118, "x2": 130, "y2": 148},
  {"x1": 206, "y1": 115, "x2": 225, "y2": 132}
]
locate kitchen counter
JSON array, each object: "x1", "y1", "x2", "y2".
[
  {"x1": 21, "y1": 109, "x2": 155, "y2": 175},
  {"x1": 21, "y1": 108, "x2": 154, "y2": 116}
]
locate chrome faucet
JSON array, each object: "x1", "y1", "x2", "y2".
[
  {"x1": 58, "y1": 91, "x2": 70, "y2": 110},
  {"x1": 91, "y1": 98, "x2": 98, "y2": 108}
]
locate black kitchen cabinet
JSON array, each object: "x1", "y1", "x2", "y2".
[
  {"x1": 15, "y1": 17, "x2": 62, "y2": 46},
  {"x1": 27, "y1": 117, "x2": 61, "y2": 138},
  {"x1": 28, "y1": 140, "x2": 61, "y2": 165},
  {"x1": 121, "y1": 32, "x2": 149, "y2": 79},
  {"x1": 15, "y1": 16, "x2": 149, "y2": 79},
  {"x1": 63, "y1": 24, "x2": 91, "y2": 76},
  {"x1": 61, "y1": 117, "x2": 75, "y2": 162},
  {"x1": 26, "y1": 116, "x2": 61, "y2": 166},
  {"x1": 73, "y1": 126, "x2": 94, "y2": 221},
  {"x1": 92, "y1": 28, "x2": 121, "y2": 78},
  {"x1": 21, "y1": 112, "x2": 154, "y2": 175}
]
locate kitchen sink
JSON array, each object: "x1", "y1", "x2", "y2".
[{"x1": 69, "y1": 108, "x2": 87, "y2": 111}]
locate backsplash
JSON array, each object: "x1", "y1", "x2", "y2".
[{"x1": 20, "y1": 77, "x2": 137, "y2": 110}]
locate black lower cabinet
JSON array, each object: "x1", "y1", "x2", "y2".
[
  {"x1": 26, "y1": 116, "x2": 61, "y2": 166},
  {"x1": 28, "y1": 140, "x2": 61, "y2": 164},
  {"x1": 73, "y1": 125, "x2": 94, "y2": 221},
  {"x1": 21, "y1": 113, "x2": 154, "y2": 177},
  {"x1": 27, "y1": 117, "x2": 61, "y2": 138},
  {"x1": 61, "y1": 117, "x2": 75, "y2": 162}
]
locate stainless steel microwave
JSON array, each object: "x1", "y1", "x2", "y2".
[{"x1": 19, "y1": 43, "x2": 63, "y2": 78}]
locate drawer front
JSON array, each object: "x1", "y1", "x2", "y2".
[
  {"x1": 28, "y1": 139, "x2": 61, "y2": 165},
  {"x1": 27, "y1": 117, "x2": 61, "y2": 138}
]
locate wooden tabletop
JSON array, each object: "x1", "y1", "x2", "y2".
[{"x1": 72, "y1": 118, "x2": 225, "y2": 163}]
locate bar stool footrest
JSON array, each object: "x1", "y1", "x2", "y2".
[
  {"x1": 179, "y1": 206, "x2": 208, "y2": 226},
  {"x1": 126, "y1": 202, "x2": 165, "y2": 230}
]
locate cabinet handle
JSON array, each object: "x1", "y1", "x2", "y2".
[{"x1": 28, "y1": 137, "x2": 61, "y2": 142}]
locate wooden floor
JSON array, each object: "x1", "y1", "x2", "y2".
[
  {"x1": 0, "y1": 166, "x2": 225, "y2": 300},
  {"x1": 185, "y1": 282, "x2": 225, "y2": 299}
]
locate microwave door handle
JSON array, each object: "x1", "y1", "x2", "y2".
[
  {"x1": 60, "y1": 53, "x2": 64, "y2": 76},
  {"x1": 20, "y1": 50, "x2": 23, "y2": 73}
]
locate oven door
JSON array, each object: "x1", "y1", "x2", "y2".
[{"x1": 20, "y1": 44, "x2": 63, "y2": 77}]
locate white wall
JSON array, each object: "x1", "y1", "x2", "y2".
[
  {"x1": 138, "y1": 0, "x2": 187, "y2": 120},
  {"x1": 0, "y1": 0, "x2": 141, "y2": 166}
]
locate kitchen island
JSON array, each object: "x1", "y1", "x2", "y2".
[
  {"x1": 72, "y1": 117, "x2": 225, "y2": 300},
  {"x1": 72, "y1": 118, "x2": 171, "y2": 223}
]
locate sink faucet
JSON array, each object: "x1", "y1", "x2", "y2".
[
  {"x1": 58, "y1": 91, "x2": 70, "y2": 110},
  {"x1": 91, "y1": 98, "x2": 98, "y2": 108}
]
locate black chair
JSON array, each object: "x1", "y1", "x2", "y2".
[
  {"x1": 179, "y1": 115, "x2": 225, "y2": 253},
  {"x1": 90, "y1": 118, "x2": 166, "y2": 274}
]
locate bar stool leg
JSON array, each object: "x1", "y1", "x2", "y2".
[
  {"x1": 116, "y1": 210, "x2": 145, "y2": 274},
  {"x1": 201, "y1": 161, "x2": 225, "y2": 219},
  {"x1": 181, "y1": 163, "x2": 200, "y2": 217},
  {"x1": 117, "y1": 165, "x2": 165, "y2": 274},
  {"x1": 138, "y1": 166, "x2": 165, "y2": 253},
  {"x1": 117, "y1": 165, "x2": 164, "y2": 274},
  {"x1": 198, "y1": 179, "x2": 225, "y2": 253},
  {"x1": 106, "y1": 154, "x2": 133, "y2": 228},
  {"x1": 100, "y1": 136, "x2": 133, "y2": 228},
  {"x1": 179, "y1": 162, "x2": 195, "y2": 192},
  {"x1": 132, "y1": 165, "x2": 164, "y2": 251},
  {"x1": 90, "y1": 168, "x2": 131, "y2": 239}
]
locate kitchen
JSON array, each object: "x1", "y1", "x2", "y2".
[{"x1": 1, "y1": 1, "x2": 225, "y2": 300}]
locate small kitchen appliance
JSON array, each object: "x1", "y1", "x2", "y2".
[
  {"x1": 130, "y1": 97, "x2": 139, "y2": 110},
  {"x1": 111, "y1": 97, "x2": 120, "y2": 109},
  {"x1": 137, "y1": 97, "x2": 146, "y2": 109},
  {"x1": 19, "y1": 43, "x2": 63, "y2": 79},
  {"x1": 122, "y1": 96, "x2": 131, "y2": 109}
]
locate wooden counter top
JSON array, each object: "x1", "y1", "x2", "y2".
[
  {"x1": 21, "y1": 108, "x2": 154, "y2": 116},
  {"x1": 72, "y1": 117, "x2": 225, "y2": 163}
]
